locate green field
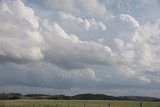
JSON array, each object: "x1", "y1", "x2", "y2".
[{"x1": 0, "y1": 100, "x2": 160, "y2": 107}]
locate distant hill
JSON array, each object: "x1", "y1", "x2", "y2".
[
  {"x1": 72, "y1": 93, "x2": 116, "y2": 100},
  {"x1": 72, "y1": 93, "x2": 160, "y2": 101},
  {"x1": 0, "y1": 93, "x2": 160, "y2": 101}
]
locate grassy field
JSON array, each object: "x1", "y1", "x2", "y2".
[{"x1": 0, "y1": 99, "x2": 160, "y2": 107}]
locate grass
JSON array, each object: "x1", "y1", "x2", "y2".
[{"x1": 0, "y1": 99, "x2": 160, "y2": 107}]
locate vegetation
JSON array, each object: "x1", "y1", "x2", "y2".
[
  {"x1": 0, "y1": 93, "x2": 160, "y2": 107},
  {"x1": 0, "y1": 99, "x2": 160, "y2": 107},
  {"x1": 0, "y1": 93, "x2": 22, "y2": 100},
  {"x1": 0, "y1": 93, "x2": 160, "y2": 101}
]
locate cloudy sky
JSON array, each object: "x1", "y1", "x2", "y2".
[{"x1": 0, "y1": 0, "x2": 160, "y2": 97}]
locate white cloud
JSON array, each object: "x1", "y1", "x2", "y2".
[
  {"x1": 104, "y1": 0, "x2": 160, "y2": 23},
  {"x1": 97, "y1": 38, "x2": 105, "y2": 44},
  {"x1": 13, "y1": 0, "x2": 39, "y2": 28},
  {"x1": 120, "y1": 14, "x2": 139, "y2": 28},
  {"x1": 138, "y1": 76, "x2": 151, "y2": 83},
  {"x1": 40, "y1": 19, "x2": 114, "y2": 69},
  {"x1": 47, "y1": 0, "x2": 109, "y2": 18},
  {"x1": 0, "y1": 0, "x2": 160, "y2": 96},
  {"x1": 114, "y1": 38, "x2": 124, "y2": 49},
  {"x1": 59, "y1": 12, "x2": 106, "y2": 31},
  {"x1": 0, "y1": 0, "x2": 45, "y2": 62},
  {"x1": 0, "y1": 2, "x2": 12, "y2": 14},
  {"x1": 118, "y1": 65, "x2": 136, "y2": 77},
  {"x1": 102, "y1": 13, "x2": 160, "y2": 84}
]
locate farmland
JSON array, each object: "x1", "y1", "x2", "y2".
[{"x1": 0, "y1": 100, "x2": 160, "y2": 107}]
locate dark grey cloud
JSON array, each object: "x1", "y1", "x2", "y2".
[{"x1": 0, "y1": 62, "x2": 98, "y2": 89}]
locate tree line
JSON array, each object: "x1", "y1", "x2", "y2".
[{"x1": 0, "y1": 93, "x2": 160, "y2": 101}]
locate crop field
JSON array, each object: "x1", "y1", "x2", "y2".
[{"x1": 0, "y1": 100, "x2": 160, "y2": 107}]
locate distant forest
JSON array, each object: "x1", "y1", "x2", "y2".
[{"x1": 0, "y1": 93, "x2": 160, "y2": 101}]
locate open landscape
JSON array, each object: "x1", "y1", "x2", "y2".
[
  {"x1": 0, "y1": 93, "x2": 160, "y2": 107},
  {"x1": 0, "y1": 0, "x2": 160, "y2": 107},
  {"x1": 0, "y1": 100, "x2": 160, "y2": 107}
]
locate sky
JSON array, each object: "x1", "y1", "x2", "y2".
[{"x1": 0, "y1": 0, "x2": 160, "y2": 97}]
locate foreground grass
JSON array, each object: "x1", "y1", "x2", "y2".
[{"x1": 0, "y1": 99, "x2": 160, "y2": 107}]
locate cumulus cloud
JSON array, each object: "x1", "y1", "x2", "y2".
[
  {"x1": 0, "y1": 0, "x2": 160, "y2": 97},
  {"x1": 0, "y1": 0, "x2": 44, "y2": 63},
  {"x1": 104, "y1": 0, "x2": 160, "y2": 23},
  {"x1": 47, "y1": 0, "x2": 109, "y2": 18},
  {"x1": 40, "y1": 19, "x2": 113, "y2": 69},
  {"x1": 59, "y1": 12, "x2": 107, "y2": 31}
]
